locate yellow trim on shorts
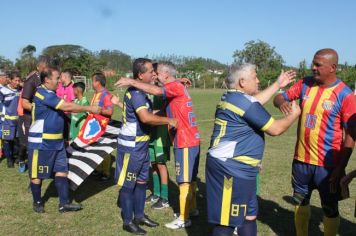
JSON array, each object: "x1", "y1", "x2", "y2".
[
  {"x1": 4, "y1": 115, "x2": 18, "y2": 120},
  {"x1": 35, "y1": 92, "x2": 44, "y2": 100},
  {"x1": 220, "y1": 176, "x2": 233, "y2": 226},
  {"x1": 183, "y1": 148, "x2": 189, "y2": 182},
  {"x1": 117, "y1": 153, "x2": 130, "y2": 187},
  {"x1": 135, "y1": 135, "x2": 150, "y2": 142},
  {"x1": 261, "y1": 117, "x2": 274, "y2": 131},
  {"x1": 43, "y1": 133, "x2": 63, "y2": 140},
  {"x1": 31, "y1": 149, "x2": 39, "y2": 178},
  {"x1": 55, "y1": 99, "x2": 64, "y2": 110},
  {"x1": 135, "y1": 106, "x2": 148, "y2": 113},
  {"x1": 233, "y1": 156, "x2": 261, "y2": 167}
]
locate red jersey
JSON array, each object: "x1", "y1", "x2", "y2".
[
  {"x1": 90, "y1": 88, "x2": 113, "y2": 118},
  {"x1": 163, "y1": 81, "x2": 200, "y2": 148},
  {"x1": 282, "y1": 77, "x2": 356, "y2": 167}
]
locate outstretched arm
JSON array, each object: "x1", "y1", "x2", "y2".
[
  {"x1": 115, "y1": 78, "x2": 163, "y2": 96},
  {"x1": 255, "y1": 70, "x2": 296, "y2": 105}
]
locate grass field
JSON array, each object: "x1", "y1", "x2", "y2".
[{"x1": 0, "y1": 89, "x2": 355, "y2": 235}]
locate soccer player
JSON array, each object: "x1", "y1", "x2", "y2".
[
  {"x1": 28, "y1": 66, "x2": 101, "y2": 213},
  {"x1": 91, "y1": 72, "x2": 114, "y2": 181},
  {"x1": 0, "y1": 72, "x2": 21, "y2": 168},
  {"x1": 113, "y1": 58, "x2": 177, "y2": 235},
  {"x1": 145, "y1": 63, "x2": 172, "y2": 209},
  {"x1": 273, "y1": 48, "x2": 356, "y2": 236},
  {"x1": 115, "y1": 62, "x2": 201, "y2": 229},
  {"x1": 0, "y1": 69, "x2": 9, "y2": 159},
  {"x1": 70, "y1": 82, "x2": 89, "y2": 140},
  {"x1": 206, "y1": 63, "x2": 300, "y2": 236}
]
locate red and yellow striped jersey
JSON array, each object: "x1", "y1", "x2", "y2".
[{"x1": 282, "y1": 77, "x2": 356, "y2": 167}]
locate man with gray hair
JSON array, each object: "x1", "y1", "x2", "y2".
[
  {"x1": 206, "y1": 63, "x2": 300, "y2": 236},
  {"x1": 115, "y1": 61, "x2": 201, "y2": 229}
]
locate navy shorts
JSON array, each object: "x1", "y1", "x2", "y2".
[
  {"x1": 2, "y1": 124, "x2": 17, "y2": 140},
  {"x1": 115, "y1": 150, "x2": 150, "y2": 189},
  {"x1": 292, "y1": 160, "x2": 341, "y2": 204},
  {"x1": 28, "y1": 148, "x2": 68, "y2": 179},
  {"x1": 174, "y1": 145, "x2": 200, "y2": 184},
  {"x1": 206, "y1": 155, "x2": 257, "y2": 227}
]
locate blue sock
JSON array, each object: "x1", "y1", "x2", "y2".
[
  {"x1": 238, "y1": 219, "x2": 257, "y2": 236},
  {"x1": 31, "y1": 182, "x2": 42, "y2": 203},
  {"x1": 120, "y1": 187, "x2": 134, "y2": 225},
  {"x1": 212, "y1": 225, "x2": 235, "y2": 236},
  {"x1": 55, "y1": 176, "x2": 69, "y2": 206},
  {"x1": 134, "y1": 183, "x2": 146, "y2": 219}
]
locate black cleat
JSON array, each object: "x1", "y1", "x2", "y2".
[
  {"x1": 123, "y1": 222, "x2": 146, "y2": 235},
  {"x1": 133, "y1": 215, "x2": 159, "y2": 228},
  {"x1": 59, "y1": 203, "x2": 82, "y2": 213},
  {"x1": 33, "y1": 201, "x2": 45, "y2": 213}
]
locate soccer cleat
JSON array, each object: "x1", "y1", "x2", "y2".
[
  {"x1": 33, "y1": 201, "x2": 45, "y2": 213},
  {"x1": 133, "y1": 215, "x2": 159, "y2": 228},
  {"x1": 59, "y1": 203, "x2": 82, "y2": 213},
  {"x1": 123, "y1": 222, "x2": 147, "y2": 235},
  {"x1": 165, "y1": 218, "x2": 192, "y2": 229},
  {"x1": 18, "y1": 162, "x2": 26, "y2": 173},
  {"x1": 145, "y1": 194, "x2": 159, "y2": 204},
  {"x1": 151, "y1": 198, "x2": 170, "y2": 210}
]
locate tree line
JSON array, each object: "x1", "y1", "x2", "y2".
[{"x1": 1, "y1": 40, "x2": 355, "y2": 90}]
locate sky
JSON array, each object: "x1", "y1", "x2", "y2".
[{"x1": 1, "y1": 0, "x2": 356, "y2": 67}]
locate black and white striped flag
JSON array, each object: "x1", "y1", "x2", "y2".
[{"x1": 67, "y1": 119, "x2": 121, "y2": 191}]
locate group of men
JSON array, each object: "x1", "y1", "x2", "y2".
[{"x1": 1, "y1": 48, "x2": 355, "y2": 236}]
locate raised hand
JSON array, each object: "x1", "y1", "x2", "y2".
[
  {"x1": 277, "y1": 70, "x2": 296, "y2": 88},
  {"x1": 114, "y1": 77, "x2": 133, "y2": 88}
]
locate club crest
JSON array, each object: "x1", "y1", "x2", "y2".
[{"x1": 322, "y1": 100, "x2": 334, "y2": 111}]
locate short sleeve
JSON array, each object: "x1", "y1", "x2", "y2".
[
  {"x1": 163, "y1": 82, "x2": 184, "y2": 99},
  {"x1": 341, "y1": 93, "x2": 356, "y2": 128},
  {"x1": 131, "y1": 91, "x2": 149, "y2": 113},
  {"x1": 282, "y1": 79, "x2": 304, "y2": 102},
  {"x1": 243, "y1": 102, "x2": 274, "y2": 131},
  {"x1": 103, "y1": 94, "x2": 113, "y2": 111}
]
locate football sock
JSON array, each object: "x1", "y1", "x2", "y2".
[
  {"x1": 119, "y1": 187, "x2": 134, "y2": 224},
  {"x1": 31, "y1": 182, "x2": 42, "y2": 203},
  {"x1": 238, "y1": 219, "x2": 257, "y2": 236},
  {"x1": 55, "y1": 176, "x2": 69, "y2": 206},
  {"x1": 295, "y1": 205, "x2": 311, "y2": 236},
  {"x1": 190, "y1": 181, "x2": 197, "y2": 210},
  {"x1": 212, "y1": 225, "x2": 234, "y2": 236},
  {"x1": 161, "y1": 183, "x2": 168, "y2": 200},
  {"x1": 102, "y1": 156, "x2": 111, "y2": 177},
  {"x1": 323, "y1": 216, "x2": 340, "y2": 236},
  {"x1": 179, "y1": 184, "x2": 191, "y2": 221},
  {"x1": 152, "y1": 172, "x2": 161, "y2": 197},
  {"x1": 134, "y1": 183, "x2": 147, "y2": 219}
]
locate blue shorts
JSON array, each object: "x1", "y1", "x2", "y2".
[
  {"x1": 115, "y1": 151, "x2": 150, "y2": 189},
  {"x1": 2, "y1": 124, "x2": 17, "y2": 140},
  {"x1": 174, "y1": 145, "x2": 200, "y2": 184},
  {"x1": 206, "y1": 155, "x2": 257, "y2": 227},
  {"x1": 292, "y1": 160, "x2": 341, "y2": 204},
  {"x1": 28, "y1": 148, "x2": 68, "y2": 179}
]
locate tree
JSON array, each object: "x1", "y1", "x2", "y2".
[
  {"x1": 95, "y1": 50, "x2": 132, "y2": 73},
  {"x1": 15, "y1": 44, "x2": 37, "y2": 77},
  {"x1": 233, "y1": 40, "x2": 284, "y2": 71},
  {"x1": 0, "y1": 55, "x2": 14, "y2": 71}
]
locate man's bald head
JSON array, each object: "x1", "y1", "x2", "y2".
[{"x1": 315, "y1": 48, "x2": 338, "y2": 65}]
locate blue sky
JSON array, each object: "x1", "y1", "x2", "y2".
[{"x1": 1, "y1": 0, "x2": 355, "y2": 67}]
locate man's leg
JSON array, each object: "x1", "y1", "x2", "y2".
[{"x1": 4, "y1": 140, "x2": 14, "y2": 168}]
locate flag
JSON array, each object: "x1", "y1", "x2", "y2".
[{"x1": 67, "y1": 114, "x2": 121, "y2": 191}]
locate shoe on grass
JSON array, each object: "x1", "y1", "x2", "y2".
[{"x1": 165, "y1": 217, "x2": 191, "y2": 229}]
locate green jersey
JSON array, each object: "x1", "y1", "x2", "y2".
[{"x1": 70, "y1": 96, "x2": 89, "y2": 140}]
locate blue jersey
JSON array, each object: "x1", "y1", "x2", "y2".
[
  {"x1": 0, "y1": 84, "x2": 5, "y2": 124},
  {"x1": 208, "y1": 90, "x2": 274, "y2": 178},
  {"x1": 117, "y1": 87, "x2": 152, "y2": 153},
  {"x1": 0, "y1": 85, "x2": 20, "y2": 126},
  {"x1": 28, "y1": 86, "x2": 65, "y2": 150}
]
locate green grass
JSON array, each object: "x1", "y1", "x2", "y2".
[{"x1": 0, "y1": 89, "x2": 355, "y2": 235}]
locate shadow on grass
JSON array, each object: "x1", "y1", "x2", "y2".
[
  {"x1": 42, "y1": 156, "x2": 116, "y2": 204},
  {"x1": 258, "y1": 195, "x2": 356, "y2": 235}
]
